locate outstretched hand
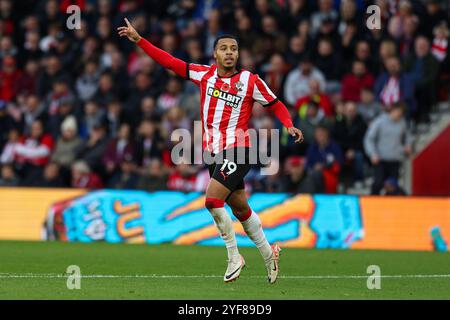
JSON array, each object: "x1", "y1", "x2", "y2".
[
  {"x1": 117, "y1": 18, "x2": 141, "y2": 43},
  {"x1": 288, "y1": 127, "x2": 304, "y2": 144}
]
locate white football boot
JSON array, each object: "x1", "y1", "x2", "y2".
[
  {"x1": 224, "y1": 254, "x2": 245, "y2": 283},
  {"x1": 266, "y1": 244, "x2": 281, "y2": 284}
]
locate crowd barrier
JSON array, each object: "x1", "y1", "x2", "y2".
[{"x1": 0, "y1": 188, "x2": 448, "y2": 251}]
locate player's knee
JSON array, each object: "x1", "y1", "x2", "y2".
[
  {"x1": 232, "y1": 206, "x2": 252, "y2": 222},
  {"x1": 205, "y1": 197, "x2": 225, "y2": 211}
]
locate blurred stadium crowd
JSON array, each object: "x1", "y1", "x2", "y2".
[{"x1": 0, "y1": 0, "x2": 449, "y2": 195}]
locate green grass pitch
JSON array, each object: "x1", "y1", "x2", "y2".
[{"x1": 0, "y1": 241, "x2": 449, "y2": 299}]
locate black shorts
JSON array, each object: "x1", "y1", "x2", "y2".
[{"x1": 207, "y1": 147, "x2": 251, "y2": 192}]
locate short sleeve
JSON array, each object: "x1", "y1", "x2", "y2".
[{"x1": 252, "y1": 75, "x2": 278, "y2": 107}]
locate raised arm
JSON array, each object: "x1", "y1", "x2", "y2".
[{"x1": 118, "y1": 18, "x2": 187, "y2": 78}]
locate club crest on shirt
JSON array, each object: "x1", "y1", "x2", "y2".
[{"x1": 234, "y1": 81, "x2": 243, "y2": 92}]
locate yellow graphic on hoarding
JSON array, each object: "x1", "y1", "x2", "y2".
[
  {"x1": 0, "y1": 188, "x2": 86, "y2": 240},
  {"x1": 114, "y1": 200, "x2": 145, "y2": 243}
]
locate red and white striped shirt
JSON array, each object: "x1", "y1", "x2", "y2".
[
  {"x1": 136, "y1": 38, "x2": 293, "y2": 154},
  {"x1": 188, "y1": 64, "x2": 278, "y2": 153}
]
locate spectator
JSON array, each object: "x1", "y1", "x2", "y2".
[
  {"x1": 341, "y1": 60, "x2": 375, "y2": 102},
  {"x1": 295, "y1": 79, "x2": 334, "y2": 117},
  {"x1": 431, "y1": 22, "x2": 450, "y2": 68},
  {"x1": 136, "y1": 158, "x2": 168, "y2": 192},
  {"x1": 388, "y1": 0, "x2": 415, "y2": 41},
  {"x1": 71, "y1": 160, "x2": 103, "y2": 189},
  {"x1": 157, "y1": 77, "x2": 183, "y2": 112},
  {"x1": 161, "y1": 106, "x2": 191, "y2": 137},
  {"x1": 422, "y1": 0, "x2": 450, "y2": 38},
  {"x1": 107, "y1": 153, "x2": 139, "y2": 190},
  {"x1": 378, "y1": 39, "x2": 398, "y2": 73},
  {"x1": 0, "y1": 36, "x2": 17, "y2": 60},
  {"x1": 284, "y1": 55, "x2": 326, "y2": 106},
  {"x1": 33, "y1": 161, "x2": 65, "y2": 188},
  {"x1": 0, "y1": 163, "x2": 19, "y2": 186},
  {"x1": 134, "y1": 119, "x2": 166, "y2": 173},
  {"x1": 340, "y1": 21, "x2": 359, "y2": 68},
  {"x1": 167, "y1": 163, "x2": 198, "y2": 192},
  {"x1": 105, "y1": 51, "x2": 129, "y2": 101},
  {"x1": 16, "y1": 59, "x2": 40, "y2": 97},
  {"x1": 262, "y1": 53, "x2": 289, "y2": 99},
  {"x1": 21, "y1": 31, "x2": 43, "y2": 63},
  {"x1": 0, "y1": 100, "x2": 15, "y2": 151},
  {"x1": 139, "y1": 96, "x2": 160, "y2": 123},
  {"x1": 353, "y1": 40, "x2": 377, "y2": 76},
  {"x1": 310, "y1": 0, "x2": 338, "y2": 37},
  {"x1": 364, "y1": 103, "x2": 412, "y2": 195},
  {"x1": 13, "y1": 119, "x2": 54, "y2": 185},
  {"x1": 284, "y1": 0, "x2": 311, "y2": 35},
  {"x1": 185, "y1": 38, "x2": 208, "y2": 65},
  {"x1": 280, "y1": 156, "x2": 322, "y2": 194},
  {"x1": 296, "y1": 100, "x2": 327, "y2": 148},
  {"x1": 102, "y1": 123, "x2": 135, "y2": 177},
  {"x1": 306, "y1": 125, "x2": 343, "y2": 193},
  {"x1": 285, "y1": 34, "x2": 309, "y2": 66},
  {"x1": 0, "y1": 56, "x2": 22, "y2": 102},
  {"x1": 76, "y1": 121, "x2": 109, "y2": 175},
  {"x1": 52, "y1": 31, "x2": 78, "y2": 71},
  {"x1": 0, "y1": 164, "x2": 19, "y2": 187},
  {"x1": 357, "y1": 87, "x2": 383, "y2": 124},
  {"x1": 47, "y1": 96, "x2": 77, "y2": 139},
  {"x1": 235, "y1": 13, "x2": 259, "y2": 51},
  {"x1": 105, "y1": 100, "x2": 125, "y2": 137},
  {"x1": 37, "y1": 55, "x2": 66, "y2": 98},
  {"x1": 397, "y1": 15, "x2": 419, "y2": 57},
  {"x1": 21, "y1": 94, "x2": 47, "y2": 136},
  {"x1": 204, "y1": 9, "x2": 224, "y2": 59},
  {"x1": 76, "y1": 59, "x2": 101, "y2": 103},
  {"x1": 255, "y1": 14, "x2": 289, "y2": 59},
  {"x1": 93, "y1": 72, "x2": 118, "y2": 107},
  {"x1": 332, "y1": 101, "x2": 367, "y2": 187},
  {"x1": 313, "y1": 37, "x2": 342, "y2": 92},
  {"x1": 125, "y1": 71, "x2": 156, "y2": 118},
  {"x1": 374, "y1": 55, "x2": 416, "y2": 119},
  {"x1": 0, "y1": 128, "x2": 20, "y2": 164},
  {"x1": 50, "y1": 115, "x2": 83, "y2": 169},
  {"x1": 381, "y1": 176, "x2": 407, "y2": 196},
  {"x1": 80, "y1": 100, "x2": 105, "y2": 139},
  {"x1": 43, "y1": 76, "x2": 76, "y2": 123},
  {"x1": 432, "y1": 22, "x2": 450, "y2": 102},
  {"x1": 403, "y1": 36, "x2": 440, "y2": 123},
  {"x1": 239, "y1": 48, "x2": 257, "y2": 73}
]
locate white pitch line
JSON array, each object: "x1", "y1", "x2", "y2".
[{"x1": 0, "y1": 273, "x2": 450, "y2": 279}]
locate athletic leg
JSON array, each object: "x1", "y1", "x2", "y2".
[
  {"x1": 226, "y1": 189, "x2": 281, "y2": 284},
  {"x1": 205, "y1": 166, "x2": 245, "y2": 282},
  {"x1": 205, "y1": 178, "x2": 240, "y2": 262},
  {"x1": 204, "y1": 148, "x2": 251, "y2": 282},
  {"x1": 226, "y1": 189, "x2": 272, "y2": 261}
]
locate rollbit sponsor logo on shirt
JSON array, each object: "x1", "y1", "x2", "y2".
[{"x1": 207, "y1": 87, "x2": 242, "y2": 109}]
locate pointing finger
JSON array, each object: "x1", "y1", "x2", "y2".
[{"x1": 124, "y1": 18, "x2": 131, "y2": 27}]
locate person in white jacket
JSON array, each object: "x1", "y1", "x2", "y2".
[{"x1": 283, "y1": 57, "x2": 326, "y2": 106}]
